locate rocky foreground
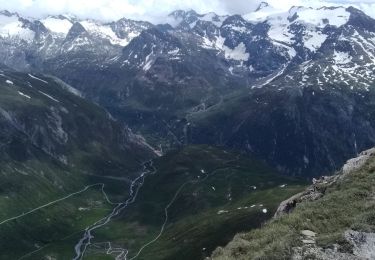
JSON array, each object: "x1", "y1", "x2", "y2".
[{"x1": 212, "y1": 148, "x2": 375, "y2": 260}]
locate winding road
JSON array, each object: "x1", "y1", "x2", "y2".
[{"x1": 128, "y1": 169, "x2": 214, "y2": 260}]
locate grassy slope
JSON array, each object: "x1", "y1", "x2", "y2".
[
  {"x1": 0, "y1": 69, "x2": 153, "y2": 259},
  {"x1": 212, "y1": 153, "x2": 375, "y2": 260},
  {"x1": 78, "y1": 146, "x2": 306, "y2": 260}
]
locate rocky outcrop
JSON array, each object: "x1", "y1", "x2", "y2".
[
  {"x1": 342, "y1": 148, "x2": 375, "y2": 175},
  {"x1": 275, "y1": 148, "x2": 375, "y2": 218},
  {"x1": 292, "y1": 230, "x2": 375, "y2": 260},
  {"x1": 274, "y1": 175, "x2": 338, "y2": 218},
  {"x1": 277, "y1": 148, "x2": 375, "y2": 260},
  {"x1": 346, "y1": 230, "x2": 375, "y2": 259}
]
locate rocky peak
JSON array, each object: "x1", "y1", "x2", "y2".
[
  {"x1": 65, "y1": 22, "x2": 87, "y2": 41},
  {"x1": 20, "y1": 18, "x2": 49, "y2": 36},
  {"x1": 109, "y1": 17, "x2": 152, "y2": 40},
  {"x1": 346, "y1": 6, "x2": 375, "y2": 32},
  {"x1": 168, "y1": 9, "x2": 226, "y2": 30},
  {"x1": 193, "y1": 20, "x2": 220, "y2": 36},
  {"x1": 255, "y1": 1, "x2": 270, "y2": 12},
  {"x1": 49, "y1": 14, "x2": 76, "y2": 22},
  {"x1": 181, "y1": 9, "x2": 199, "y2": 18},
  {"x1": 0, "y1": 10, "x2": 19, "y2": 17},
  {"x1": 169, "y1": 9, "x2": 198, "y2": 22}
]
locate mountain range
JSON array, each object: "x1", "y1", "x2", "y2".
[{"x1": 1, "y1": 3, "x2": 374, "y2": 176}]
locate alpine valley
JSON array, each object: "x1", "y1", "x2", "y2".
[{"x1": 0, "y1": 1, "x2": 374, "y2": 259}]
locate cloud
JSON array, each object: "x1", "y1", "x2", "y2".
[
  {"x1": 0, "y1": 0, "x2": 374, "y2": 22},
  {"x1": 219, "y1": 0, "x2": 263, "y2": 14}
]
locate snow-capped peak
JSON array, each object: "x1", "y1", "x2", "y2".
[
  {"x1": 167, "y1": 10, "x2": 227, "y2": 28},
  {"x1": 244, "y1": 4, "x2": 350, "y2": 27},
  {"x1": 0, "y1": 10, "x2": 19, "y2": 18},
  {"x1": 0, "y1": 11, "x2": 35, "y2": 42},
  {"x1": 243, "y1": 3, "x2": 283, "y2": 22},
  {"x1": 287, "y1": 6, "x2": 350, "y2": 27},
  {"x1": 243, "y1": 5, "x2": 351, "y2": 54},
  {"x1": 0, "y1": 10, "x2": 152, "y2": 49}
]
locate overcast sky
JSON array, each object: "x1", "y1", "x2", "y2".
[{"x1": 1, "y1": 0, "x2": 374, "y2": 22}]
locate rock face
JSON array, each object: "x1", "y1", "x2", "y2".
[
  {"x1": 293, "y1": 230, "x2": 375, "y2": 260},
  {"x1": 274, "y1": 174, "x2": 338, "y2": 217},
  {"x1": 347, "y1": 231, "x2": 375, "y2": 259},
  {"x1": 0, "y1": 66, "x2": 156, "y2": 175}
]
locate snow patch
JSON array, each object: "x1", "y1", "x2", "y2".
[
  {"x1": 38, "y1": 91, "x2": 60, "y2": 103},
  {"x1": 80, "y1": 21, "x2": 132, "y2": 46},
  {"x1": 267, "y1": 19, "x2": 294, "y2": 45},
  {"x1": 333, "y1": 50, "x2": 352, "y2": 65},
  {"x1": 253, "y1": 63, "x2": 288, "y2": 88},
  {"x1": 304, "y1": 31, "x2": 327, "y2": 52},
  {"x1": 244, "y1": 4, "x2": 283, "y2": 22},
  {"x1": 168, "y1": 48, "x2": 180, "y2": 55},
  {"x1": 202, "y1": 36, "x2": 249, "y2": 61},
  {"x1": 217, "y1": 210, "x2": 229, "y2": 215},
  {"x1": 290, "y1": 7, "x2": 350, "y2": 28},
  {"x1": 223, "y1": 42, "x2": 249, "y2": 61},
  {"x1": 226, "y1": 25, "x2": 247, "y2": 33},
  {"x1": 41, "y1": 17, "x2": 72, "y2": 35},
  {"x1": 18, "y1": 91, "x2": 31, "y2": 99},
  {"x1": 28, "y1": 74, "x2": 49, "y2": 84},
  {"x1": 143, "y1": 55, "x2": 153, "y2": 71},
  {"x1": 66, "y1": 36, "x2": 91, "y2": 51},
  {"x1": 142, "y1": 45, "x2": 157, "y2": 71}
]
